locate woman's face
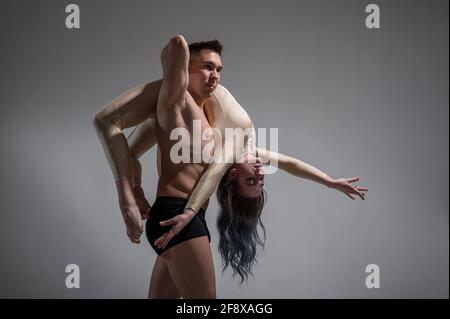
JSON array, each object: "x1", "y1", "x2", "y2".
[{"x1": 229, "y1": 154, "x2": 265, "y2": 198}]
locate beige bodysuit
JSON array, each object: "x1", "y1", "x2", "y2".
[
  {"x1": 94, "y1": 80, "x2": 332, "y2": 216},
  {"x1": 94, "y1": 80, "x2": 255, "y2": 214}
]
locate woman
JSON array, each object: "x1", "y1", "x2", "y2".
[{"x1": 128, "y1": 117, "x2": 367, "y2": 288}]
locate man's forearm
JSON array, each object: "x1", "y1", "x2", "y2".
[
  {"x1": 130, "y1": 156, "x2": 143, "y2": 187},
  {"x1": 127, "y1": 118, "x2": 158, "y2": 187}
]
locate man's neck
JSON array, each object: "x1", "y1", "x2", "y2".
[{"x1": 189, "y1": 90, "x2": 206, "y2": 110}]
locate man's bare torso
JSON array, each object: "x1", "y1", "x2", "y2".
[
  {"x1": 139, "y1": 81, "x2": 252, "y2": 202},
  {"x1": 155, "y1": 90, "x2": 216, "y2": 199}
]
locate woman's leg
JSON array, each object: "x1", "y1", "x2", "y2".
[
  {"x1": 161, "y1": 236, "x2": 216, "y2": 299},
  {"x1": 148, "y1": 255, "x2": 181, "y2": 299}
]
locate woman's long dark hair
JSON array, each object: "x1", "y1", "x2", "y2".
[{"x1": 216, "y1": 169, "x2": 267, "y2": 285}]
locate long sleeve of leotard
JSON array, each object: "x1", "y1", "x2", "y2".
[
  {"x1": 183, "y1": 85, "x2": 253, "y2": 214},
  {"x1": 93, "y1": 80, "x2": 161, "y2": 184},
  {"x1": 256, "y1": 147, "x2": 333, "y2": 187},
  {"x1": 183, "y1": 158, "x2": 233, "y2": 214},
  {"x1": 120, "y1": 83, "x2": 253, "y2": 214}
]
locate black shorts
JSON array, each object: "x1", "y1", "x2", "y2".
[{"x1": 145, "y1": 196, "x2": 211, "y2": 255}]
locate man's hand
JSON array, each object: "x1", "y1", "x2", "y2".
[
  {"x1": 120, "y1": 203, "x2": 144, "y2": 244},
  {"x1": 328, "y1": 177, "x2": 368, "y2": 200},
  {"x1": 154, "y1": 210, "x2": 195, "y2": 250},
  {"x1": 133, "y1": 185, "x2": 151, "y2": 220}
]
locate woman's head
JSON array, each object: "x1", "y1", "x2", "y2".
[
  {"x1": 216, "y1": 161, "x2": 267, "y2": 285},
  {"x1": 228, "y1": 154, "x2": 265, "y2": 198}
]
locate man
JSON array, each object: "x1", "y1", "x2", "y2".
[
  {"x1": 94, "y1": 36, "x2": 266, "y2": 245},
  {"x1": 94, "y1": 36, "x2": 266, "y2": 298}
]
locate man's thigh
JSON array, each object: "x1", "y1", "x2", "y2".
[
  {"x1": 148, "y1": 256, "x2": 181, "y2": 299},
  {"x1": 161, "y1": 236, "x2": 216, "y2": 299}
]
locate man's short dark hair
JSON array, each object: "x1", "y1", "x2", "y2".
[{"x1": 188, "y1": 40, "x2": 223, "y2": 57}]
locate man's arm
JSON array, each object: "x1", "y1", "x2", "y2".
[
  {"x1": 256, "y1": 147, "x2": 334, "y2": 187},
  {"x1": 127, "y1": 118, "x2": 158, "y2": 186},
  {"x1": 157, "y1": 35, "x2": 189, "y2": 129},
  {"x1": 126, "y1": 119, "x2": 158, "y2": 219}
]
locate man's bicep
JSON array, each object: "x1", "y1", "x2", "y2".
[{"x1": 160, "y1": 35, "x2": 189, "y2": 101}]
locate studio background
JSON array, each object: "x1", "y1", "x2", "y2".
[{"x1": 0, "y1": 0, "x2": 448, "y2": 298}]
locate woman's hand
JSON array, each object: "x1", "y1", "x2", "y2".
[
  {"x1": 328, "y1": 177, "x2": 368, "y2": 200},
  {"x1": 154, "y1": 210, "x2": 195, "y2": 250},
  {"x1": 133, "y1": 185, "x2": 151, "y2": 220},
  {"x1": 120, "y1": 203, "x2": 144, "y2": 244}
]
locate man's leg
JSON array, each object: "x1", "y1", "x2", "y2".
[
  {"x1": 148, "y1": 255, "x2": 181, "y2": 299},
  {"x1": 161, "y1": 236, "x2": 216, "y2": 299}
]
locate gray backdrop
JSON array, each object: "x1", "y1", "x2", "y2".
[{"x1": 0, "y1": 0, "x2": 448, "y2": 298}]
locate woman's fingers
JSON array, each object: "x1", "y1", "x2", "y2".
[
  {"x1": 155, "y1": 232, "x2": 169, "y2": 246},
  {"x1": 134, "y1": 228, "x2": 143, "y2": 242},
  {"x1": 154, "y1": 230, "x2": 174, "y2": 249},
  {"x1": 140, "y1": 203, "x2": 149, "y2": 219},
  {"x1": 128, "y1": 221, "x2": 143, "y2": 242},
  {"x1": 347, "y1": 179, "x2": 368, "y2": 200},
  {"x1": 154, "y1": 233, "x2": 166, "y2": 246},
  {"x1": 346, "y1": 193, "x2": 355, "y2": 200},
  {"x1": 141, "y1": 207, "x2": 149, "y2": 219},
  {"x1": 354, "y1": 185, "x2": 368, "y2": 193},
  {"x1": 154, "y1": 238, "x2": 162, "y2": 247},
  {"x1": 161, "y1": 231, "x2": 174, "y2": 249},
  {"x1": 352, "y1": 187, "x2": 365, "y2": 200},
  {"x1": 336, "y1": 177, "x2": 367, "y2": 201},
  {"x1": 135, "y1": 199, "x2": 149, "y2": 219},
  {"x1": 160, "y1": 218, "x2": 176, "y2": 226},
  {"x1": 154, "y1": 216, "x2": 188, "y2": 249},
  {"x1": 128, "y1": 231, "x2": 141, "y2": 244}
]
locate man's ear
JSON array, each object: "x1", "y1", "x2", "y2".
[{"x1": 227, "y1": 168, "x2": 237, "y2": 181}]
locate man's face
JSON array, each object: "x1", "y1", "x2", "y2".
[
  {"x1": 229, "y1": 154, "x2": 265, "y2": 198},
  {"x1": 188, "y1": 50, "x2": 223, "y2": 98}
]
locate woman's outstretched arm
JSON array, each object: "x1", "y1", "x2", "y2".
[{"x1": 257, "y1": 147, "x2": 367, "y2": 200}]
